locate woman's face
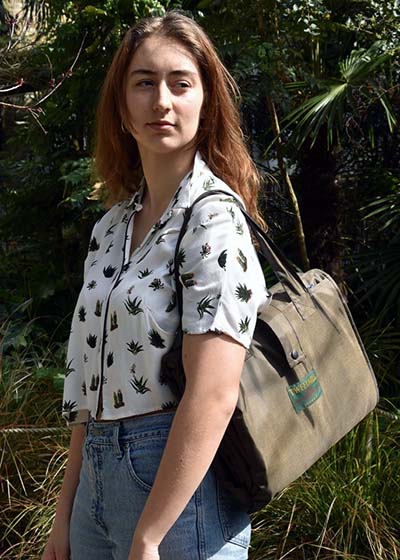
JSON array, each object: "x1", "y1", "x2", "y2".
[{"x1": 125, "y1": 35, "x2": 204, "y2": 159}]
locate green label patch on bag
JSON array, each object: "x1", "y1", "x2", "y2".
[{"x1": 287, "y1": 370, "x2": 322, "y2": 413}]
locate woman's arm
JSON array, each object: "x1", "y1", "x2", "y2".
[
  {"x1": 130, "y1": 331, "x2": 246, "y2": 558},
  {"x1": 42, "y1": 424, "x2": 86, "y2": 560}
]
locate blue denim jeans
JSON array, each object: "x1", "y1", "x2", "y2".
[{"x1": 69, "y1": 411, "x2": 251, "y2": 559}]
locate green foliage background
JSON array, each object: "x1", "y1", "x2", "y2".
[{"x1": 0, "y1": 0, "x2": 399, "y2": 558}]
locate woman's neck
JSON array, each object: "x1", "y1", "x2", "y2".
[{"x1": 139, "y1": 148, "x2": 196, "y2": 213}]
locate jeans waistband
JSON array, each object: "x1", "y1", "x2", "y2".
[{"x1": 86, "y1": 410, "x2": 175, "y2": 440}]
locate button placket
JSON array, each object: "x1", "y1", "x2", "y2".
[
  {"x1": 130, "y1": 203, "x2": 177, "y2": 262},
  {"x1": 95, "y1": 209, "x2": 136, "y2": 419}
]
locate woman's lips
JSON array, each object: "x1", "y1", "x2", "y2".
[{"x1": 147, "y1": 121, "x2": 175, "y2": 131}]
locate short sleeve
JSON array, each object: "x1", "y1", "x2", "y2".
[{"x1": 178, "y1": 195, "x2": 269, "y2": 349}]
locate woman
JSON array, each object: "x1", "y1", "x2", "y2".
[{"x1": 43, "y1": 11, "x2": 269, "y2": 560}]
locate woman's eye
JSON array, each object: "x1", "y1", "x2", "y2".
[{"x1": 134, "y1": 80, "x2": 190, "y2": 89}]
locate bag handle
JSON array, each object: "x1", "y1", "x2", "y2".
[{"x1": 173, "y1": 190, "x2": 309, "y2": 322}]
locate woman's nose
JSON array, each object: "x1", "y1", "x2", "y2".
[{"x1": 153, "y1": 82, "x2": 172, "y2": 112}]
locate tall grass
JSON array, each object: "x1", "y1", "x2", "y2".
[
  {"x1": 1, "y1": 342, "x2": 399, "y2": 559},
  {"x1": 250, "y1": 408, "x2": 400, "y2": 559},
  {"x1": 0, "y1": 342, "x2": 70, "y2": 558}
]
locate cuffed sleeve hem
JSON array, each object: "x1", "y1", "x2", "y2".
[{"x1": 182, "y1": 325, "x2": 251, "y2": 349}]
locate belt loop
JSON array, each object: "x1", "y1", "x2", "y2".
[
  {"x1": 113, "y1": 422, "x2": 123, "y2": 458},
  {"x1": 85, "y1": 417, "x2": 91, "y2": 437}
]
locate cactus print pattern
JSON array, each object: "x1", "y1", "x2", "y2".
[{"x1": 62, "y1": 152, "x2": 270, "y2": 425}]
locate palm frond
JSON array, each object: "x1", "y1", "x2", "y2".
[
  {"x1": 361, "y1": 190, "x2": 400, "y2": 232},
  {"x1": 379, "y1": 93, "x2": 397, "y2": 133},
  {"x1": 352, "y1": 244, "x2": 400, "y2": 312},
  {"x1": 285, "y1": 83, "x2": 346, "y2": 148},
  {"x1": 283, "y1": 41, "x2": 399, "y2": 149},
  {"x1": 339, "y1": 41, "x2": 393, "y2": 85}
]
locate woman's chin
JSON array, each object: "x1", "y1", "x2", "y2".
[{"x1": 137, "y1": 139, "x2": 197, "y2": 158}]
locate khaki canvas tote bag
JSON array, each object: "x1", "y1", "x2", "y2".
[{"x1": 160, "y1": 190, "x2": 379, "y2": 513}]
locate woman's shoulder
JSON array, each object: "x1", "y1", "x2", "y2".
[
  {"x1": 191, "y1": 169, "x2": 244, "y2": 202},
  {"x1": 186, "y1": 171, "x2": 246, "y2": 231}
]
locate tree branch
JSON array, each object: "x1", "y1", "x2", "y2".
[{"x1": 0, "y1": 33, "x2": 87, "y2": 131}]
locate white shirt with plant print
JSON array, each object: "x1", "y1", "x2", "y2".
[{"x1": 62, "y1": 152, "x2": 270, "y2": 425}]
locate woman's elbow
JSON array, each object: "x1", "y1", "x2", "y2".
[{"x1": 185, "y1": 383, "x2": 239, "y2": 419}]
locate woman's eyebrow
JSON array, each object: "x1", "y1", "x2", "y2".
[{"x1": 129, "y1": 68, "x2": 198, "y2": 78}]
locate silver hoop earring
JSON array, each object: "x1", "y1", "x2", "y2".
[{"x1": 121, "y1": 122, "x2": 129, "y2": 134}]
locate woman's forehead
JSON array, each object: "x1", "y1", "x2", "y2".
[{"x1": 128, "y1": 36, "x2": 200, "y2": 76}]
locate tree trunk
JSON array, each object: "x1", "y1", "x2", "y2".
[
  {"x1": 257, "y1": 0, "x2": 310, "y2": 270},
  {"x1": 266, "y1": 95, "x2": 310, "y2": 270},
  {"x1": 294, "y1": 135, "x2": 345, "y2": 287}
]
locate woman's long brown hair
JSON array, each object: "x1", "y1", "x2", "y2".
[{"x1": 94, "y1": 11, "x2": 265, "y2": 226}]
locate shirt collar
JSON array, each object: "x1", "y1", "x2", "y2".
[
  {"x1": 126, "y1": 150, "x2": 208, "y2": 211},
  {"x1": 126, "y1": 177, "x2": 145, "y2": 210}
]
